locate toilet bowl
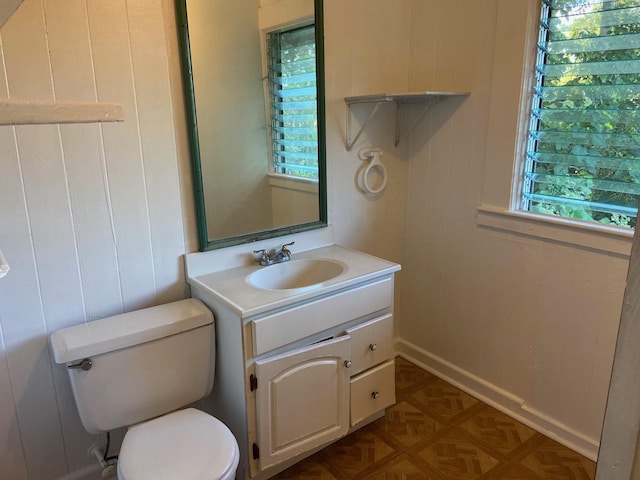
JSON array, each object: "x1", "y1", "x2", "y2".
[
  {"x1": 49, "y1": 299, "x2": 239, "y2": 480},
  {"x1": 117, "y1": 409, "x2": 239, "y2": 480}
]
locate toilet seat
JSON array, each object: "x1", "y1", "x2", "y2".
[{"x1": 117, "y1": 408, "x2": 239, "y2": 480}]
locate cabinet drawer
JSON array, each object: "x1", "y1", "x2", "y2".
[
  {"x1": 350, "y1": 359, "x2": 395, "y2": 426},
  {"x1": 345, "y1": 314, "x2": 393, "y2": 375},
  {"x1": 251, "y1": 276, "x2": 393, "y2": 356}
]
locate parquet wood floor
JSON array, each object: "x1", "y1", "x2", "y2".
[{"x1": 271, "y1": 357, "x2": 596, "y2": 480}]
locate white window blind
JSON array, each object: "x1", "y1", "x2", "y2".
[
  {"x1": 521, "y1": 0, "x2": 640, "y2": 228},
  {"x1": 267, "y1": 24, "x2": 318, "y2": 179}
]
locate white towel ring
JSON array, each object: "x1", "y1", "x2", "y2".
[{"x1": 357, "y1": 147, "x2": 388, "y2": 195}]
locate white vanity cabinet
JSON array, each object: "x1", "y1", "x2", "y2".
[
  {"x1": 242, "y1": 277, "x2": 396, "y2": 477},
  {"x1": 186, "y1": 242, "x2": 400, "y2": 480}
]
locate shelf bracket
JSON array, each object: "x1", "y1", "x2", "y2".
[
  {"x1": 395, "y1": 98, "x2": 438, "y2": 147},
  {"x1": 345, "y1": 101, "x2": 382, "y2": 151}
]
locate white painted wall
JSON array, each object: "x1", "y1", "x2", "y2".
[
  {"x1": 596, "y1": 203, "x2": 640, "y2": 480},
  {"x1": 324, "y1": 0, "x2": 410, "y2": 259},
  {"x1": 0, "y1": 0, "x2": 629, "y2": 478},
  {"x1": 0, "y1": 0, "x2": 188, "y2": 478},
  {"x1": 399, "y1": 0, "x2": 625, "y2": 460},
  {"x1": 188, "y1": 0, "x2": 273, "y2": 241},
  {"x1": 269, "y1": 175, "x2": 318, "y2": 227},
  {"x1": 323, "y1": 0, "x2": 626, "y2": 462}
]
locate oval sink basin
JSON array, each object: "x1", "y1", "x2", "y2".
[{"x1": 247, "y1": 259, "x2": 346, "y2": 291}]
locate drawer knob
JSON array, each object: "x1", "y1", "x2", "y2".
[
  {"x1": 371, "y1": 391, "x2": 380, "y2": 400},
  {"x1": 344, "y1": 360, "x2": 352, "y2": 368},
  {"x1": 369, "y1": 343, "x2": 377, "y2": 352}
]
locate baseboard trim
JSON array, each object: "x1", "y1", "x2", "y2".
[{"x1": 395, "y1": 339, "x2": 600, "y2": 461}]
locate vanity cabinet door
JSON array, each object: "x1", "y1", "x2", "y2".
[{"x1": 254, "y1": 335, "x2": 351, "y2": 471}]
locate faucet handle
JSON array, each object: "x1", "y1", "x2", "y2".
[
  {"x1": 281, "y1": 241, "x2": 295, "y2": 258},
  {"x1": 253, "y1": 249, "x2": 270, "y2": 265}
]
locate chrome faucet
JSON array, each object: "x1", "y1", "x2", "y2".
[{"x1": 253, "y1": 242, "x2": 294, "y2": 266}]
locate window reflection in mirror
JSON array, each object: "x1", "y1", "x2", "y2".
[
  {"x1": 176, "y1": 0, "x2": 327, "y2": 250},
  {"x1": 267, "y1": 24, "x2": 318, "y2": 180}
]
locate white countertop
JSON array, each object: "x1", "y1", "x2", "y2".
[{"x1": 186, "y1": 244, "x2": 401, "y2": 318}]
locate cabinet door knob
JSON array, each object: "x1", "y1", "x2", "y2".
[
  {"x1": 369, "y1": 343, "x2": 377, "y2": 351},
  {"x1": 344, "y1": 360, "x2": 352, "y2": 368},
  {"x1": 371, "y1": 391, "x2": 380, "y2": 399}
]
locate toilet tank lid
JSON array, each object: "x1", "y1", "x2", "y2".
[{"x1": 50, "y1": 299, "x2": 213, "y2": 364}]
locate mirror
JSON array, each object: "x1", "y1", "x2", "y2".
[{"x1": 176, "y1": 0, "x2": 327, "y2": 250}]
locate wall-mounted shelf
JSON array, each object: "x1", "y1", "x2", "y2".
[
  {"x1": 344, "y1": 91, "x2": 469, "y2": 151},
  {"x1": 0, "y1": 99, "x2": 125, "y2": 126}
]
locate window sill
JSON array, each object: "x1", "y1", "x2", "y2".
[
  {"x1": 267, "y1": 173, "x2": 319, "y2": 194},
  {"x1": 477, "y1": 205, "x2": 633, "y2": 257}
]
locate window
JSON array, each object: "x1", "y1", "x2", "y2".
[
  {"x1": 266, "y1": 24, "x2": 318, "y2": 179},
  {"x1": 519, "y1": 0, "x2": 640, "y2": 229}
]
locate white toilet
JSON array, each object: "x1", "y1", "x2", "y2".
[{"x1": 50, "y1": 298, "x2": 239, "y2": 480}]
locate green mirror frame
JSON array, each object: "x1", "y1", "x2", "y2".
[{"x1": 175, "y1": 0, "x2": 328, "y2": 251}]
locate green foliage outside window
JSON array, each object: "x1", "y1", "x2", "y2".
[
  {"x1": 267, "y1": 25, "x2": 318, "y2": 179},
  {"x1": 523, "y1": 0, "x2": 640, "y2": 228}
]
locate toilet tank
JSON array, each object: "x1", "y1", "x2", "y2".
[{"x1": 50, "y1": 299, "x2": 215, "y2": 434}]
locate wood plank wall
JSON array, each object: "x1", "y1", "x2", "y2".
[{"x1": 0, "y1": 0, "x2": 187, "y2": 478}]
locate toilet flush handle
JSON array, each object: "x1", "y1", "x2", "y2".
[{"x1": 68, "y1": 358, "x2": 93, "y2": 371}]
